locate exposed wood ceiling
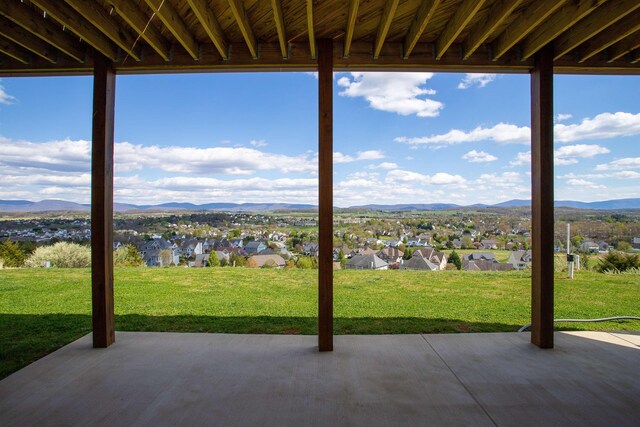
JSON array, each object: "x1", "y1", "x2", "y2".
[{"x1": 0, "y1": 0, "x2": 639, "y2": 75}]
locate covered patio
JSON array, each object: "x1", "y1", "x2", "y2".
[{"x1": 1, "y1": 0, "x2": 639, "y2": 423}]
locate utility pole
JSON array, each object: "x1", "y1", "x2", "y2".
[{"x1": 567, "y1": 223, "x2": 574, "y2": 279}]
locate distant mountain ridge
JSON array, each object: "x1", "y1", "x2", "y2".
[{"x1": 0, "y1": 198, "x2": 639, "y2": 213}]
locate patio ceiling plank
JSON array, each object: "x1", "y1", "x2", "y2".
[
  {"x1": 521, "y1": 0, "x2": 607, "y2": 60},
  {"x1": 228, "y1": 0, "x2": 258, "y2": 59},
  {"x1": 343, "y1": 0, "x2": 360, "y2": 58},
  {"x1": 403, "y1": 0, "x2": 441, "y2": 59},
  {"x1": 306, "y1": 0, "x2": 315, "y2": 59},
  {"x1": 374, "y1": 0, "x2": 399, "y2": 59},
  {"x1": 492, "y1": 0, "x2": 566, "y2": 60},
  {"x1": 608, "y1": 34, "x2": 640, "y2": 63},
  {"x1": 0, "y1": 36, "x2": 31, "y2": 64},
  {"x1": 0, "y1": 1, "x2": 85, "y2": 62},
  {"x1": 30, "y1": 0, "x2": 119, "y2": 61},
  {"x1": 65, "y1": 0, "x2": 142, "y2": 61},
  {"x1": 0, "y1": 15, "x2": 57, "y2": 63},
  {"x1": 435, "y1": 0, "x2": 487, "y2": 60},
  {"x1": 110, "y1": 0, "x2": 171, "y2": 62},
  {"x1": 187, "y1": 0, "x2": 229, "y2": 60},
  {"x1": 553, "y1": 0, "x2": 640, "y2": 60},
  {"x1": 462, "y1": 0, "x2": 522, "y2": 60},
  {"x1": 271, "y1": 0, "x2": 288, "y2": 59},
  {"x1": 144, "y1": 0, "x2": 199, "y2": 60},
  {"x1": 578, "y1": 13, "x2": 640, "y2": 62}
]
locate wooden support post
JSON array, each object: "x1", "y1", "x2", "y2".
[
  {"x1": 318, "y1": 38, "x2": 333, "y2": 352},
  {"x1": 91, "y1": 53, "x2": 116, "y2": 348},
  {"x1": 530, "y1": 43, "x2": 554, "y2": 349}
]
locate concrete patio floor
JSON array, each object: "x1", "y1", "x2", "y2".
[{"x1": 1, "y1": 331, "x2": 638, "y2": 426}]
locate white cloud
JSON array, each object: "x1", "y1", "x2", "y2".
[
  {"x1": 556, "y1": 113, "x2": 572, "y2": 122},
  {"x1": 566, "y1": 179, "x2": 606, "y2": 189},
  {"x1": 385, "y1": 169, "x2": 466, "y2": 186},
  {"x1": 510, "y1": 144, "x2": 609, "y2": 167},
  {"x1": 462, "y1": 150, "x2": 497, "y2": 163},
  {"x1": 249, "y1": 139, "x2": 267, "y2": 148},
  {"x1": 555, "y1": 112, "x2": 640, "y2": 142},
  {"x1": 0, "y1": 81, "x2": 15, "y2": 105},
  {"x1": 368, "y1": 162, "x2": 398, "y2": 170},
  {"x1": 457, "y1": 74, "x2": 496, "y2": 89},
  {"x1": 595, "y1": 157, "x2": 640, "y2": 171},
  {"x1": 333, "y1": 150, "x2": 385, "y2": 163},
  {"x1": 396, "y1": 123, "x2": 530, "y2": 147},
  {"x1": 337, "y1": 72, "x2": 443, "y2": 117}
]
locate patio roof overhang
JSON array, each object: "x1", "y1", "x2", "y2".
[
  {"x1": 0, "y1": 0, "x2": 639, "y2": 76},
  {"x1": 2, "y1": 0, "x2": 637, "y2": 352}
]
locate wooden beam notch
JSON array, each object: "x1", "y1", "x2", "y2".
[
  {"x1": 228, "y1": 0, "x2": 258, "y2": 59},
  {"x1": 436, "y1": 0, "x2": 487, "y2": 60},
  {"x1": 188, "y1": 0, "x2": 229, "y2": 60},
  {"x1": 145, "y1": 0, "x2": 200, "y2": 60},
  {"x1": 344, "y1": 0, "x2": 360, "y2": 58},
  {"x1": 374, "y1": 0, "x2": 399, "y2": 59}
]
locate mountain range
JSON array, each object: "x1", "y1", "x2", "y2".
[{"x1": 1, "y1": 198, "x2": 639, "y2": 213}]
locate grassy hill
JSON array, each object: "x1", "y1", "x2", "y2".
[{"x1": 1, "y1": 268, "x2": 638, "y2": 379}]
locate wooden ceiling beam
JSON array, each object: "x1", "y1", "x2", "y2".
[
  {"x1": 0, "y1": 15, "x2": 57, "y2": 63},
  {"x1": 306, "y1": 0, "x2": 315, "y2": 59},
  {"x1": 630, "y1": 48, "x2": 640, "y2": 64},
  {"x1": 462, "y1": 0, "x2": 522, "y2": 60},
  {"x1": 522, "y1": 0, "x2": 607, "y2": 60},
  {"x1": 65, "y1": 0, "x2": 142, "y2": 61},
  {"x1": 344, "y1": 0, "x2": 359, "y2": 58},
  {"x1": 493, "y1": 0, "x2": 566, "y2": 60},
  {"x1": 0, "y1": 35, "x2": 31, "y2": 64},
  {"x1": 187, "y1": 0, "x2": 229, "y2": 60},
  {"x1": 554, "y1": 0, "x2": 640, "y2": 60},
  {"x1": 404, "y1": 0, "x2": 441, "y2": 59},
  {"x1": 579, "y1": 13, "x2": 640, "y2": 62},
  {"x1": 228, "y1": 0, "x2": 258, "y2": 59},
  {"x1": 374, "y1": 0, "x2": 400, "y2": 59},
  {"x1": 30, "y1": 0, "x2": 119, "y2": 61},
  {"x1": 0, "y1": 1, "x2": 85, "y2": 62},
  {"x1": 109, "y1": 0, "x2": 171, "y2": 62},
  {"x1": 607, "y1": 33, "x2": 640, "y2": 63},
  {"x1": 436, "y1": 0, "x2": 486, "y2": 60},
  {"x1": 270, "y1": 0, "x2": 288, "y2": 59},
  {"x1": 144, "y1": 0, "x2": 199, "y2": 60}
]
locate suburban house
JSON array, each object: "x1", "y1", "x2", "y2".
[
  {"x1": 244, "y1": 240, "x2": 267, "y2": 255},
  {"x1": 412, "y1": 248, "x2": 448, "y2": 270},
  {"x1": 481, "y1": 239, "x2": 498, "y2": 250},
  {"x1": 230, "y1": 238, "x2": 244, "y2": 248},
  {"x1": 302, "y1": 242, "x2": 319, "y2": 257},
  {"x1": 597, "y1": 241, "x2": 611, "y2": 252},
  {"x1": 345, "y1": 254, "x2": 389, "y2": 270},
  {"x1": 633, "y1": 237, "x2": 640, "y2": 250},
  {"x1": 247, "y1": 254, "x2": 286, "y2": 268},
  {"x1": 579, "y1": 241, "x2": 600, "y2": 253},
  {"x1": 463, "y1": 252, "x2": 497, "y2": 262},
  {"x1": 451, "y1": 239, "x2": 462, "y2": 249},
  {"x1": 507, "y1": 250, "x2": 532, "y2": 270},
  {"x1": 376, "y1": 247, "x2": 404, "y2": 264},
  {"x1": 463, "y1": 259, "x2": 515, "y2": 271},
  {"x1": 140, "y1": 239, "x2": 180, "y2": 267},
  {"x1": 193, "y1": 253, "x2": 210, "y2": 267},
  {"x1": 401, "y1": 256, "x2": 439, "y2": 271}
]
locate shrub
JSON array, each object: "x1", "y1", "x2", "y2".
[
  {"x1": 114, "y1": 244, "x2": 144, "y2": 267},
  {"x1": 261, "y1": 259, "x2": 278, "y2": 268},
  {"x1": 448, "y1": 250, "x2": 461, "y2": 270},
  {"x1": 598, "y1": 251, "x2": 640, "y2": 273},
  {"x1": 0, "y1": 239, "x2": 26, "y2": 267},
  {"x1": 208, "y1": 251, "x2": 220, "y2": 267},
  {"x1": 25, "y1": 242, "x2": 91, "y2": 268}
]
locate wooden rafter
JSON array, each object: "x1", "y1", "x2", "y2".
[
  {"x1": 404, "y1": 0, "x2": 440, "y2": 59},
  {"x1": 110, "y1": 0, "x2": 171, "y2": 62},
  {"x1": 306, "y1": 0, "x2": 315, "y2": 59},
  {"x1": 521, "y1": 0, "x2": 607, "y2": 60},
  {"x1": 0, "y1": 35, "x2": 30, "y2": 64},
  {"x1": 65, "y1": 0, "x2": 142, "y2": 61},
  {"x1": 435, "y1": 0, "x2": 486, "y2": 60},
  {"x1": 462, "y1": 0, "x2": 522, "y2": 60},
  {"x1": 0, "y1": 15, "x2": 57, "y2": 63},
  {"x1": 607, "y1": 33, "x2": 640, "y2": 63},
  {"x1": 228, "y1": 0, "x2": 258, "y2": 59},
  {"x1": 493, "y1": 0, "x2": 566, "y2": 60},
  {"x1": 554, "y1": 0, "x2": 640, "y2": 60},
  {"x1": 579, "y1": 13, "x2": 640, "y2": 63},
  {"x1": 0, "y1": 1, "x2": 84, "y2": 62},
  {"x1": 270, "y1": 0, "x2": 288, "y2": 59},
  {"x1": 631, "y1": 48, "x2": 640, "y2": 64},
  {"x1": 344, "y1": 0, "x2": 359, "y2": 58},
  {"x1": 144, "y1": 0, "x2": 199, "y2": 60},
  {"x1": 30, "y1": 0, "x2": 119, "y2": 61},
  {"x1": 374, "y1": 0, "x2": 399, "y2": 59},
  {"x1": 187, "y1": 0, "x2": 229, "y2": 60}
]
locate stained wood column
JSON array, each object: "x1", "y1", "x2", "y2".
[
  {"x1": 530, "y1": 44, "x2": 554, "y2": 349},
  {"x1": 91, "y1": 53, "x2": 116, "y2": 348},
  {"x1": 318, "y1": 38, "x2": 333, "y2": 352}
]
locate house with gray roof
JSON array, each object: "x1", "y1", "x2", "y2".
[
  {"x1": 345, "y1": 254, "x2": 389, "y2": 270},
  {"x1": 401, "y1": 256, "x2": 438, "y2": 271},
  {"x1": 507, "y1": 250, "x2": 532, "y2": 270}
]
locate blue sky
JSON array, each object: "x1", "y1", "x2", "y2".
[{"x1": 0, "y1": 72, "x2": 638, "y2": 207}]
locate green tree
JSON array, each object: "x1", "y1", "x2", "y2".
[
  {"x1": 461, "y1": 236, "x2": 474, "y2": 249},
  {"x1": 0, "y1": 239, "x2": 25, "y2": 267},
  {"x1": 113, "y1": 244, "x2": 144, "y2": 267},
  {"x1": 448, "y1": 250, "x2": 462, "y2": 270},
  {"x1": 208, "y1": 251, "x2": 220, "y2": 267},
  {"x1": 402, "y1": 247, "x2": 414, "y2": 260},
  {"x1": 230, "y1": 252, "x2": 245, "y2": 267},
  {"x1": 571, "y1": 235, "x2": 585, "y2": 250},
  {"x1": 616, "y1": 241, "x2": 632, "y2": 252}
]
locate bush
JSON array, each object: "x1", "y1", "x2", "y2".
[
  {"x1": 25, "y1": 242, "x2": 91, "y2": 268},
  {"x1": 598, "y1": 251, "x2": 640, "y2": 273},
  {"x1": 261, "y1": 259, "x2": 278, "y2": 268},
  {"x1": 0, "y1": 239, "x2": 26, "y2": 267},
  {"x1": 114, "y1": 245, "x2": 144, "y2": 267},
  {"x1": 208, "y1": 251, "x2": 220, "y2": 267}
]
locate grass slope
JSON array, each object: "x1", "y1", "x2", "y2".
[{"x1": 1, "y1": 268, "x2": 638, "y2": 379}]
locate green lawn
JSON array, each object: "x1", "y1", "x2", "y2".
[{"x1": 1, "y1": 267, "x2": 638, "y2": 379}]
